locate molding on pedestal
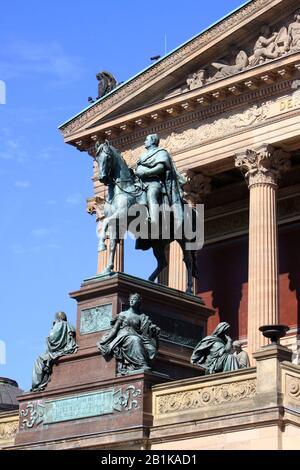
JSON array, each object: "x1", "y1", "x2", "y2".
[{"x1": 253, "y1": 344, "x2": 293, "y2": 362}]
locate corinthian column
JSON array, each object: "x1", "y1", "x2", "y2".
[{"x1": 235, "y1": 145, "x2": 290, "y2": 358}]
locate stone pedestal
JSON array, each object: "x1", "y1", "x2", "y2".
[
  {"x1": 253, "y1": 343, "x2": 293, "y2": 407},
  {"x1": 16, "y1": 372, "x2": 164, "y2": 449},
  {"x1": 15, "y1": 273, "x2": 213, "y2": 449}
]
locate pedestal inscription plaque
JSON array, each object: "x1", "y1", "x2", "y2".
[{"x1": 43, "y1": 389, "x2": 114, "y2": 423}]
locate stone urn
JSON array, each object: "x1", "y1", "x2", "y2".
[{"x1": 259, "y1": 324, "x2": 289, "y2": 345}]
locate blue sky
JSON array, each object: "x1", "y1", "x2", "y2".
[{"x1": 0, "y1": 0, "x2": 244, "y2": 390}]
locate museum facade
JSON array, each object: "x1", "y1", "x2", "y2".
[
  {"x1": 3, "y1": 0, "x2": 300, "y2": 451},
  {"x1": 60, "y1": 0, "x2": 300, "y2": 361}
]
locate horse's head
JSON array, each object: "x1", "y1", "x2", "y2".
[{"x1": 95, "y1": 140, "x2": 114, "y2": 185}]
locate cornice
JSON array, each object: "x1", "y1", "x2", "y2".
[
  {"x1": 113, "y1": 78, "x2": 294, "y2": 148},
  {"x1": 109, "y1": 78, "x2": 300, "y2": 170},
  {"x1": 70, "y1": 52, "x2": 300, "y2": 156},
  {"x1": 60, "y1": 0, "x2": 276, "y2": 139}
]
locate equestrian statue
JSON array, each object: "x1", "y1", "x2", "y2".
[{"x1": 94, "y1": 133, "x2": 201, "y2": 294}]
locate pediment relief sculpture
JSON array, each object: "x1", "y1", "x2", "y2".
[
  {"x1": 186, "y1": 69, "x2": 207, "y2": 90},
  {"x1": 210, "y1": 50, "x2": 249, "y2": 81},
  {"x1": 183, "y1": 10, "x2": 300, "y2": 92}
]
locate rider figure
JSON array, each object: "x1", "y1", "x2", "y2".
[{"x1": 135, "y1": 134, "x2": 185, "y2": 228}]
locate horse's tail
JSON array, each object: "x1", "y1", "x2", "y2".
[{"x1": 192, "y1": 250, "x2": 200, "y2": 279}]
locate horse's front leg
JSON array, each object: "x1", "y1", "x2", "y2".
[
  {"x1": 98, "y1": 215, "x2": 117, "y2": 252},
  {"x1": 100, "y1": 238, "x2": 117, "y2": 276},
  {"x1": 98, "y1": 218, "x2": 108, "y2": 252},
  {"x1": 108, "y1": 238, "x2": 117, "y2": 271}
]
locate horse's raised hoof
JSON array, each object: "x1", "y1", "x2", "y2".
[{"x1": 98, "y1": 242, "x2": 107, "y2": 252}]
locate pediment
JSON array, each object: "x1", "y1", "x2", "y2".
[{"x1": 60, "y1": 0, "x2": 300, "y2": 145}]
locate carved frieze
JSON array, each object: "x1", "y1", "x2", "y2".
[
  {"x1": 206, "y1": 209, "x2": 249, "y2": 242},
  {"x1": 112, "y1": 83, "x2": 300, "y2": 158},
  {"x1": 156, "y1": 378, "x2": 256, "y2": 415},
  {"x1": 122, "y1": 100, "x2": 270, "y2": 167},
  {"x1": 0, "y1": 420, "x2": 18, "y2": 441},
  {"x1": 204, "y1": 189, "x2": 300, "y2": 243},
  {"x1": 147, "y1": 311, "x2": 202, "y2": 348},
  {"x1": 286, "y1": 374, "x2": 300, "y2": 400}
]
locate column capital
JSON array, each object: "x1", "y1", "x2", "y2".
[
  {"x1": 235, "y1": 144, "x2": 290, "y2": 188},
  {"x1": 86, "y1": 196, "x2": 105, "y2": 222},
  {"x1": 183, "y1": 170, "x2": 211, "y2": 205}
]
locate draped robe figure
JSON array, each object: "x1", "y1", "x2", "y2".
[
  {"x1": 135, "y1": 134, "x2": 186, "y2": 250},
  {"x1": 232, "y1": 340, "x2": 251, "y2": 369},
  {"x1": 31, "y1": 312, "x2": 78, "y2": 391},
  {"x1": 191, "y1": 322, "x2": 239, "y2": 374},
  {"x1": 97, "y1": 293, "x2": 160, "y2": 374}
]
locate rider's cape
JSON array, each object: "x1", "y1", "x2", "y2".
[{"x1": 135, "y1": 148, "x2": 186, "y2": 250}]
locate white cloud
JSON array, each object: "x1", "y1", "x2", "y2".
[
  {"x1": 39, "y1": 146, "x2": 58, "y2": 161},
  {"x1": 66, "y1": 193, "x2": 82, "y2": 205},
  {"x1": 11, "y1": 244, "x2": 26, "y2": 255},
  {"x1": 15, "y1": 180, "x2": 31, "y2": 188},
  {"x1": 0, "y1": 39, "x2": 85, "y2": 84},
  {"x1": 0, "y1": 138, "x2": 27, "y2": 161},
  {"x1": 31, "y1": 245, "x2": 42, "y2": 253},
  {"x1": 31, "y1": 228, "x2": 50, "y2": 237},
  {"x1": 11, "y1": 241, "x2": 59, "y2": 255}
]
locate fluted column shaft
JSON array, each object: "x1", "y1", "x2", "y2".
[
  {"x1": 247, "y1": 182, "x2": 278, "y2": 354},
  {"x1": 235, "y1": 145, "x2": 290, "y2": 358},
  {"x1": 166, "y1": 171, "x2": 211, "y2": 292},
  {"x1": 168, "y1": 241, "x2": 187, "y2": 291}
]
